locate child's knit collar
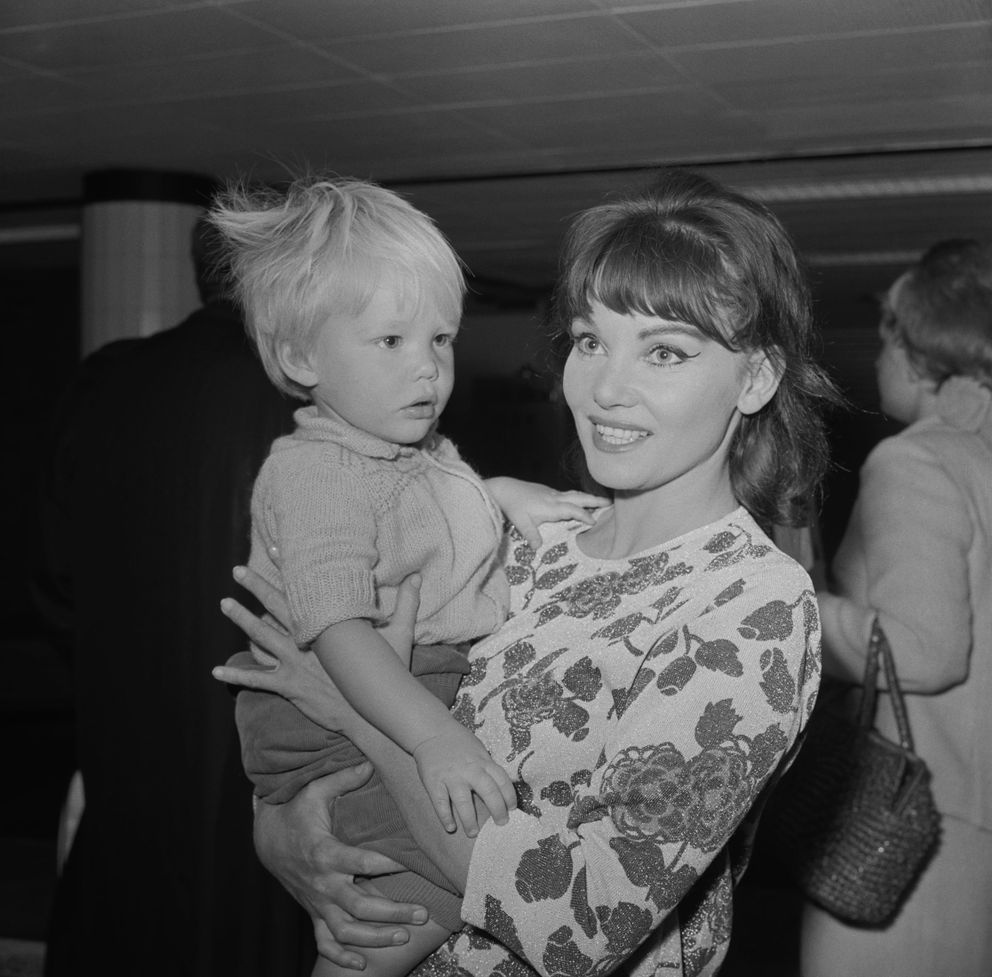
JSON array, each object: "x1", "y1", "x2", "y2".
[{"x1": 291, "y1": 404, "x2": 439, "y2": 460}]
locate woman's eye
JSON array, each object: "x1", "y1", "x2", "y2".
[{"x1": 646, "y1": 344, "x2": 685, "y2": 366}]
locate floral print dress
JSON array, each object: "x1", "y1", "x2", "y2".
[{"x1": 414, "y1": 507, "x2": 821, "y2": 977}]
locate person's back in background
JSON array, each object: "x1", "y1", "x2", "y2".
[{"x1": 39, "y1": 218, "x2": 307, "y2": 976}]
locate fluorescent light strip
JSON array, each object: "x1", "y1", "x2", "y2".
[
  {"x1": 0, "y1": 224, "x2": 81, "y2": 245},
  {"x1": 805, "y1": 250, "x2": 923, "y2": 268},
  {"x1": 751, "y1": 175, "x2": 992, "y2": 203}
]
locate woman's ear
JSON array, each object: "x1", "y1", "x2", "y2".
[
  {"x1": 276, "y1": 342, "x2": 318, "y2": 389},
  {"x1": 737, "y1": 349, "x2": 784, "y2": 416}
]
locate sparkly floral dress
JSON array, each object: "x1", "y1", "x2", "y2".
[{"x1": 415, "y1": 507, "x2": 821, "y2": 977}]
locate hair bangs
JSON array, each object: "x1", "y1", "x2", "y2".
[{"x1": 561, "y1": 214, "x2": 745, "y2": 349}]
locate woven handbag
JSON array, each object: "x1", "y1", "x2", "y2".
[{"x1": 766, "y1": 618, "x2": 942, "y2": 926}]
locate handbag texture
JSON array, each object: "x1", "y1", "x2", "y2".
[{"x1": 766, "y1": 618, "x2": 942, "y2": 926}]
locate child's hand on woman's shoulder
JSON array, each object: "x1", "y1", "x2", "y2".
[{"x1": 485, "y1": 476, "x2": 609, "y2": 550}]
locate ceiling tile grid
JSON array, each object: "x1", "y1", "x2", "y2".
[{"x1": 0, "y1": 0, "x2": 988, "y2": 298}]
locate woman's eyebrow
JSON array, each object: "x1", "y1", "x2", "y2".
[{"x1": 636, "y1": 322, "x2": 702, "y2": 341}]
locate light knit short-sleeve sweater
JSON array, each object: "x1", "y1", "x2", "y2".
[{"x1": 249, "y1": 406, "x2": 509, "y2": 646}]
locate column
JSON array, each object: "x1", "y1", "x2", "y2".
[{"x1": 80, "y1": 169, "x2": 218, "y2": 356}]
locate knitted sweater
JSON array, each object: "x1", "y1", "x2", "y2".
[
  {"x1": 415, "y1": 507, "x2": 820, "y2": 977},
  {"x1": 249, "y1": 406, "x2": 509, "y2": 646}
]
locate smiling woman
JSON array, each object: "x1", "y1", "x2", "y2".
[
  {"x1": 214, "y1": 168, "x2": 841, "y2": 977},
  {"x1": 561, "y1": 306, "x2": 777, "y2": 549}
]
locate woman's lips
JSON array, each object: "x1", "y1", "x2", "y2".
[{"x1": 590, "y1": 419, "x2": 650, "y2": 450}]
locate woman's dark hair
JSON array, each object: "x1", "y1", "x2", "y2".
[{"x1": 548, "y1": 168, "x2": 840, "y2": 528}]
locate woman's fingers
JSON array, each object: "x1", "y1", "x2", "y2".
[
  {"x1": 220, "y1": 595, "x2": 295, "y2": 662},
  {"x1": 391, "y1": 573, "x2": 422, "y2": 634},
  {"x1": 377, "y1": 573, "x2": 422, "y2": 659},
  {"x1": 211, "y1": 660, "x2": 282, "y2": 693},
  {"x1": 313, "y1": 918, "x2": 367, "y2": 971},
  {"x1": 232, "y1": 564, "x2": 292, "y2": 626},
  {"x1": 326, "y1": 883, "x2": 427, "y2": 929}
]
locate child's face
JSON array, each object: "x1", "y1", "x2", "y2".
[{"x1": 302, "y1": 279, "x2": 459, "y2": 444}]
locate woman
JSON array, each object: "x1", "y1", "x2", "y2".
[
  {"x1": 216, "y1": 169, "x2": 836, "y2": 976},
  {"x1": 802, "y1": 240, "x2": 992, "y2": 977}
]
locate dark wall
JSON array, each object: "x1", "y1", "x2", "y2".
[
  {"x1": 3, "y1": 255, "x2": 80, "y2": 629},
  {"x1": 1, "y1": 251, "x2": 80, "y2": 939}
]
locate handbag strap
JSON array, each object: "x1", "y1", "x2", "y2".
[{"x1": 858, "y1": 617, "x2": 916, "y2": 752}]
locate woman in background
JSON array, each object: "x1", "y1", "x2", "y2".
[{"x1": 804, "y1": 239, "x2": 992, "y2": 977}]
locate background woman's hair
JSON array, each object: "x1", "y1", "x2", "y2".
[
  {"x1": 548, "y1": 167, "x2": 842, "y2": 528},
  {"x1": 891, "y1": 238, "x2": 992, "y2": 388}
]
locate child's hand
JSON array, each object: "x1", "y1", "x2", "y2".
[
  {"x1": 484, "y1": 476, "x2": 610, "y2": 550},
  {"x1": 411, "y1": 722, "x2": 516, "y2": 837}
]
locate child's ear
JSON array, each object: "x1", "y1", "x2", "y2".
[
  {"x1": 276, "y1": 342, "x2": 318, "y2": 389},
  {"x1": 737, "y1": 349, "x2": 784, "y2": 416}
]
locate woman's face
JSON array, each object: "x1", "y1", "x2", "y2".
[{"x1": 562, "y1": 300, "x2": 776, "y2": 505}]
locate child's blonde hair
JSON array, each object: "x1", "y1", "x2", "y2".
[{"x1": 210, "y1": 175, "x2": 466, "y2": 398}]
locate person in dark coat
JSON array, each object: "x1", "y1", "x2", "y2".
[{"x1": 39, "y1": 217, "x2": 309, "y2": 977}]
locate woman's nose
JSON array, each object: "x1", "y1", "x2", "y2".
[{"x1": 592, "y1": 362, "x2": 635, "y2": 408}]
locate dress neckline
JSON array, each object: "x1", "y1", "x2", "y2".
[{"x1": 570, "y1": 504, "x2": 749, "y2": 566}]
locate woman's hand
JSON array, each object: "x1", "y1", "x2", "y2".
[
  {"x1": 212, "y1": 568, "x2": 356, "y2": 732},
  {"x1": 485, "y1": 476, "x2": 609, "y2": 550},
  {"x1": 254, "y1": 763, "x2": 430, "y2": 971},
  {"x1": 212, "y1": 567, "x2": 423, "y2": 732}
]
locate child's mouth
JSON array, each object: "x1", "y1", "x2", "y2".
[{"x1": 402, "y1": 400, "x2": 436, "y2": 419}]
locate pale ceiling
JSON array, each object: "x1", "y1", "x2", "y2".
[{"x1": 1, "y1": 0, "x2": 991, "y2": 300}]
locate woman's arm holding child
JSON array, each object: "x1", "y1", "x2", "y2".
[{"x1": 218, "y1": 576, "x2": 479, "y2": 890}]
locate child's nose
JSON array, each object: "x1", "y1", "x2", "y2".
[{"x1": 414, "y1": 346, "x2": 440, "y2": 380}]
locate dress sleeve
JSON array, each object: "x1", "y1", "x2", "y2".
[
  {"x1": 265, "y1": 454, "x2": 380, "y2": 644},
  {"x1": 460, "y1": 565, "x2": 819, "y2": 976},
  {"x1": 823, "y1": 436, "x2": 973, "y2": 692}
]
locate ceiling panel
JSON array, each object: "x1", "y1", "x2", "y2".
[
  {"x1": 669, "y1": 24, "x2": 991, "y2": 85},
  {"x1": 714, "y1": 63, "x2": 992, "y2": 112},
  {"x1": 73, "y1": 48, "x2": 364, "y2": 101},
  {"x1": 0, "y1": 0, "x2": 988, "y2": 313},
  {"x1": 314, "y1": 16, "x2": 653, "y2": 75},
  {"x1": 616, "y1": 0, "x2": 986, "y2": 47},
  {"x1": 0, "y1": 0, "x2": 178, "y2": 29},
  {"x1": 0, "y1": 7, "x2": 279, "y2": 71},
  {"x1": 230, "y1": 0, "x2": 602, "y2": 38},
  {"x1": 392, "y1": 51, "x2": 685, "y2": 103}
]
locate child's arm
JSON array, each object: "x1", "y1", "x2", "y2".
[
  {"x1": 484, "y1": 476, "x2": 610, "y2": 549},
  {"x1": 312, "y1": 620, "x2": 516, "y2": 837}
]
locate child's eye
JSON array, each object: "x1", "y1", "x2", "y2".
[
  {"x1": 572, "y1": 333, "x2": 602, "y2": 356},
  {"x1": 378, "y1": 335, "x2": 402, "y2": 349},
  {"x1": 434, "y1": 332, "x2": 456, "y2": 348}
]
